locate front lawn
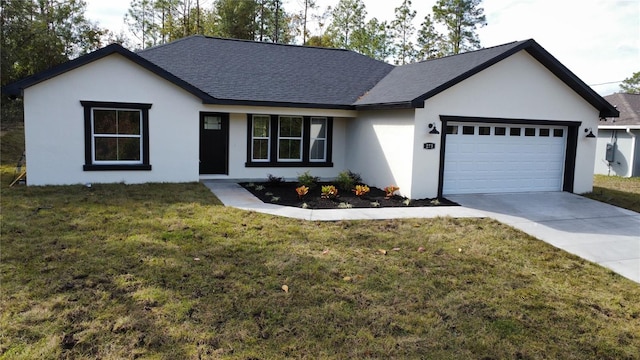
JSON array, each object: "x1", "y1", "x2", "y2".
[
  {"x1": 584, "y1": 175, "x2": 640, "y2": 213},
  {"x1": 2, "y1": 173, "x2": 639, "y2": 359}
]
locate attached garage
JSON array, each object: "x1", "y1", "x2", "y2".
[{"x1": 439, "y1": 117, "x2": 580, "y2": 196}]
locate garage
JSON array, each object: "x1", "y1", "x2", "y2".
[{"x1": 443, "y1": 122, "x2": 568, "y2": 195}]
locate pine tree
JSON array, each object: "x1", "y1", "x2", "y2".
[
  {"x1": 432, "y1": 0, "x2": 486, "y2": 55},
  {"x1": 390, "y1": 0, "x2": 417, "y2": 65}
]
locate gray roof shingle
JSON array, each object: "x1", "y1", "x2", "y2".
[
  {"x1": 137, "y1": 35, "x2": 394, "y2": 108},
  {"x1": 602, "y1": 93, "x2": 640, "y2": 125}
]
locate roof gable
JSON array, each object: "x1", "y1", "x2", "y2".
[
  {"x1": 355, "y1": 39, "x2": 619, "y2": 118},
  {"x1": 1, "y1": 43, "x2": 216, "y2": 102}
]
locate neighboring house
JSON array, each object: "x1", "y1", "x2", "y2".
[
  {"x1": 2, "y1": 35, "x2": 618, "y2": 199},
  {"x1": 594, "y1": 93, "x2": 640, "y2": 177}
]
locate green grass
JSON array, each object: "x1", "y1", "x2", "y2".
[
  {"x1": 2, "y1": 170, "x2": 639, "y2": 359},
  {"x1": 584, "y1": 175, "x2": 640, "y2": 213}
]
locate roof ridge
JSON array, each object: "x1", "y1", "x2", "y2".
[{"x1": 412, "y1": 39, "x2": 530, "y2": 65}]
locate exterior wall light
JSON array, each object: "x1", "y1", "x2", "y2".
[
  {"x1": 585, "y1": 127, "x2": 595, "y2": 138},
  {"x1": 428, "y1": 122, "x2": 440, "y2": 135}
]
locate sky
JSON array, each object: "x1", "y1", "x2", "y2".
[{"x1": 84, "y1": 0, "x2": 639, "y2": 96}]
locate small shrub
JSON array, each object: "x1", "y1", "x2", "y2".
[
  {"x1": 353, "y1": 185, "x2": 370, "y2": 197},
  {"x1": 370, "y1": 201, "x2": 380, "y2": 207},
  {"x1": 265, "y1": 192, "x2": 273, "y2": 197},
  {"x1": 296, "y1": 185, "x2": 309, "y2": 199},
  {"x1": 254, "y1": 185, "x2": 265, "y2": 191},
  {"x1": 384, "y1": 185, "x2": 400, "y2": 199},
  {"x1": 321, "y1": 185, "x2": 339, "y2": 199},
  {"x1": 301, "y1": 202, "x2": 309, "y2": 209},
  {"x1": 347, "y1": 170, "x2": 362, "y2": 184},
  {"x1": 336, "y1": 171, "x2": 354, "y2": 191},
  {"x1": 430, "y1": 198, "x2": 441, "y2": 205},
  {"x1": 402, "y1": 198, "x2": 411, "y2": 206},
  {"x1": 297, "y1": 171, "x2": 319, "y2": 189},
  {"x1": 245, "y1": 182, "x2": 255, "y2": 188},
  {"x1": 270, "y1": 196, "x2": 280, "y2": 202},
  {"x1": 267, "y1": 174, "x2": 284, "y2": 186}
]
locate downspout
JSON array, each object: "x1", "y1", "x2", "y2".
[{"x1": 626, "y1": 128, "x2": 637, "y2": 177}]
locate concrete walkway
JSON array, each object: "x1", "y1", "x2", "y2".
[{"x1": 202, "y1": 181, "x2": 640, "y2": 283}]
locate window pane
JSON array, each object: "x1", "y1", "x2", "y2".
[
  {"x1": 553, "y1": 129, "x2": 564, "y2": 137},
  {"x1": 446, "y1": 125, "x2": 458, "y2": 134},
  {"x1": 495, "y1": 127, "x2": 506, "y2": 136},
  {"x1": 525, "y1": 128, "x2": 535, "y2": 136},
  {"x1": 280, "y1": 116, "x2": 302, "y2": 137},
  {"x1": 94, "y1": 110, "x2": 117, "y2": 134},
  {"x1": 310, "y1": 118, "x2": 326, "y2": 138},
  {"x1": 479, "y1": 126, "x2": 490, "y2": 135},
  {"x1": 118, "y1": 110, "x2": 141, "y2": 134},
  {"x1": 204, "y1": 116, "x2": 222, "y2": 130},
  {"x1": 279, "y1": 139, "x2": 301, "y2": 159},
  {"x1": 253, "y1": 116, "x2": 270, "y2": 137},
  {"x1": 539, "y1": 128, "x2": 550, "y2": 137},
  {"x1": 118, "y1": 138, "x2": 141, "y2": 160},
  {"x1": 462, "y1": 126, "x2": 474, "y2": 135},
  {"x1": 253, "y1": 139, "x2": 269, "y2": 160},
  {"x1": 310, "y1": 139, "x2": 326, "y2": 160},
  {"x1": 510, "y1": 127, "x2": 521, "y2": 136},
  {"x1": 95, "y1": 137, "x2": 118, "y2": 160}
]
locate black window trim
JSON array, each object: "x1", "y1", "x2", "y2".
[
  {"x1": 245, "y1": 114, "x2": 333, "y2": 167},
  {"x1": 81, "y1": 101, "x2": 152, "y2": 171}
]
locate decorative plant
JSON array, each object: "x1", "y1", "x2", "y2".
[
  {"x1": 338, "y1": 202, "x2": 353, "y2": 209},
  {"x1": 267, "y1": 174, "x2": 284, "y2": 186},
  {"x1": 336, "y1": 171, "x2": 353, "y2": 191},
  {"x1": 295, "y1": 185, "x2": 309, "y2": 199},
  {"x1": 321, "y1": 185, "x2": 339, "y2": 199},
  {"x1": 384, "y1": 185, "x2": 400, "y2": 199},
  {"x1": 353, "y1": 184, "x2": 370, "y2": 197},
  {"x1": 297, "y1": 171, "x2": 319, "y2": 189},
  {"x1": 254, "y1": 185, "x2": 265, "y2": 191},
  {"x1": 402, "y1": 198, "x2": 411, "y2": 206}
]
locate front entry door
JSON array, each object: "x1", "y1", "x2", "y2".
[{"x1": 199, "y1": 113, "x2": 229, "y2": 174}]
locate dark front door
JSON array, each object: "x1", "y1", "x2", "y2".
[{"x1": 199, "y1": 112, "x2": 229, "y2": 174}]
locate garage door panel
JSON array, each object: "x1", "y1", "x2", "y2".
[{"x1": 443, "y1": 122, "x2": 566, "y2": 195}]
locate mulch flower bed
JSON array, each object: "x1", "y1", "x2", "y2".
[{"x1": 241, "y1": 182, "x2": 458, "y2": 209}]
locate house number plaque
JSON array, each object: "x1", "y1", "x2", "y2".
[{"x1": 423, "y1": 143, "x2": 436, "y2": 150}]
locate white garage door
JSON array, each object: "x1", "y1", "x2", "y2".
[{"x1": 443, "y1": 122, "x2": 567, "y2": 195}]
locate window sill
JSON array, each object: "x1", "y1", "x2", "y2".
[
  {"x1": 83, "y1": 164, "x2": 152, "y2": 171},
  {"x1": 245, "y1": 162, "x2": 333, "y2": 168}
]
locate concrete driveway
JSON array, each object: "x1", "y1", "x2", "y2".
[{"x1": 447, "y1": 192, "x2": 640, "y2": 283}]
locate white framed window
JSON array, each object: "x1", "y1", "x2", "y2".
[
  {"x1": 278, "y1": 116, "x2": 303, "y2": 161},
  {"x1": 309, "y1": 117, "x2": 327, "y2": 162},
  {"x1": 252, "y1": 115, "x2": 271, "y2": 161},
  {"x1": 92, "y1": 108, "x2": 143, "y2": 164}
]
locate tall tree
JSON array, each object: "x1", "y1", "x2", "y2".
[
  {"x1": 1, "y1": 0, "x2": 104, "y2": 87},
  {"x1": 390, "y1": 0, "x2": 417, "y2": 65},
  {"x1": 432, "y1": 0, "x2": 486, "y2": 55},
  {"x1": 327, "y1": 0, "x2": 366, "y2": 50},
  {"x1": 215, "y1": 0, "x2": 256, "y2": 40},
  {"x1": 619, "y1": 71, "x2": 640, "y2": 94},
  {"x1": 299, "y1": 0, "x2": 315, "y2": 44},
  {"x1": 351, "y1": 18, "x2": 393, "y2": 61},
  {"x1": 416, "y1": 14, "x2": 443, "y2": 60},
  {"x1": 255, "y1": 0, "x2": 291, "y2": 43},
  {"x1": 125, "y1": 0, "x2": 159, "y2": 49}
]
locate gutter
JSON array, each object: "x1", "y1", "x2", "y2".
[{"x1": 626, "y1": 128, "x2": 637, "y2": 177}]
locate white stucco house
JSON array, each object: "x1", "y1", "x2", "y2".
[
  {"x1": 2, "y1": 35, "x2": 618, "y2": 199},
  {"x1": 594, "y1": 93, "x2": 640, "y2": 177}
]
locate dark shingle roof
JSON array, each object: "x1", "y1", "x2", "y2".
[
  {"x1": 1, "y1": 36, "x2": 618, "y2": 117},
  {"x1": 602, "y1": 93, "x2": 640, "y2": 125},
  {"x1": 355, "y1": 40, "x2": 528, "y2": 107},
  {"x1": 137, "y1": 35, "x2": 394, "y2": 108},
  {"x1": 355, "y1": 39, "x2": 619, "y2": 118}
]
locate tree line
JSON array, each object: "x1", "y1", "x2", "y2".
[
  {"x1": 0, "y1": 0, "x2": 488, "y2": 89},
  {"x1": 123, "y1": 0, "x2": 488, "y2": 64}
]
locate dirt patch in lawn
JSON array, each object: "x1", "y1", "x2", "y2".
[{"x1": 241, "y1": 182, "x2": 458, "y2": 209}]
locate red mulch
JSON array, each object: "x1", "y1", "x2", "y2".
[{"x1": 241, "y1": 182, "x2": 458, "y2": 209}]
